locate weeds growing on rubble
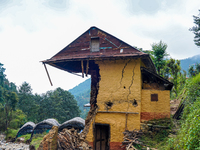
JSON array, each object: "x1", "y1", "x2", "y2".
[{"x1": 30, "y1": 132, "x2": 48, "y2": 149}]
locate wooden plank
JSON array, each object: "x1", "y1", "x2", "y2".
[
  {"x1": 86, "y1": 60, "x2": 89, "y2": 77},
  {"x1": 43, "y1": 63, "x2": 53, "y2": 86},
  {"x1": 81, "y1": 60, "x2": 84, "y2": 78},
  {"x1": 97, "y1": 111, "x2": 139, "y2": 114}
]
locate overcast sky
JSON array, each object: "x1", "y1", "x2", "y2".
[{"x1": 0, "y1": 0, "x2": 200, "y2": 94}]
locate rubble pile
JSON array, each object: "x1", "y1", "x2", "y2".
[
  {"x1": 121, "y1": 130, "x2": 144, "y2": 150},
  {"x1": 58, "y1": 128, "x2": 92, "y2": 150},
  {"x1": 58, "y1": 106, "x2": 98, "y2": 150},
  {"x1": 37, "y1": 126, "x2": 58, "y2": 150}
]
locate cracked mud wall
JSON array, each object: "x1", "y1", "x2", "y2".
[{"x1": 86, "y1": 58, "x2": 141, "y2": 144}]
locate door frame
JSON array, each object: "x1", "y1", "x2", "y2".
[{"x1": 94, "y1": 123, "x2": 110, "y2": 150}]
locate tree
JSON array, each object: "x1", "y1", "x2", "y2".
[
  {"x1": 0, "y1": 62, "x2": 20, "y2": 131},
  {"x1": 17, "y1": 82, "x2": 38, "y2": 122},
  {"x1": 190, "y1": 10, "x2": 200, "y2": 47},
  {"x1": 166, "y1": 59, "x2": 181, "y2": 97},
  {"x1": 0, "y1": 63, "x2": 6, "y2": 86},
  {"x1": 151, "y1": 41, "x2": 168, "y2": 75},
  {"x1": 188, "y1": 63, "x2": 200, "y2": 77},
  {"x1": 0, "y1": 90, "x2": 18, "y2": 132},
  {"x1": 38, "y1": 88, "x2": 80, "y2": 123}
]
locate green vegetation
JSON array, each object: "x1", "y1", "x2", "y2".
[
  {"x1": 164, "y1": 74, "x2": 200, "y2": 150},
  {"x1": 17, "y1": 133, "x2": 31, "y2": 141},
  {"x1": 190, "y1": 10, "x2": 200, "y2": 47},
  {"x1": 5, "y1": 128, "x2": 18, "y2": 140},
  {"x1": 0, "y1": 62, "x2": 80, "y2": 137},
  {"x1": 151, "y1": 40, "x2": 168, "y2": 75},
  {"x1": 17, "y1": 84, "x2": 81, "y2": 123},
  {"x1": 180, "y1": 54, "x2": 200, "y2": 72},
  {"x1": 69, "y1": 78, "x2": 91, "y2": 96},
  {"x1": 140, "y1": 118, "x2": 174, "y2": 149},
  {"x1": 69, "y1": 79, "x2": 91, "y2": 119},
  {"x1": 30, "y1": 132, "x2": 48, "y2": 149}
]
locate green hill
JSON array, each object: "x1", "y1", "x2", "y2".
[
  {"x1": 68, "y1": 78, "x2": 91, "y2": 97},
  {"x1": 68, "y1": 78, "x2": 91, "y2": 119},
  {"x1": 180, "y1": 54, "x2": 200, "y2": 72}
]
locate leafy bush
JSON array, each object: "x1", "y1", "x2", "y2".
[
  {"x1": 166, "y1": 73, "x2": 200, "y2": 149},
  {"x1": 5, "y1": 128, "x2": 18, "y2": 140}
]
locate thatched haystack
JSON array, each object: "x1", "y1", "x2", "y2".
[
  {"x1": 29, "y1": 118, "x2": 60, "y2": 141},
  {"x1": 15, "y1": 122, "x2": 36, "y2": 138},
  {"x1": 58, "y1": 117, "x2": 85, "y2": 132}
]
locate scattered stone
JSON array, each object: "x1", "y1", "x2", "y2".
[
  {"x1": 0, "y1": 134, "x2": 29, "y2": 150},
  {"x1": 37, "y1": 126, "x2": 58, "y2": 150}
]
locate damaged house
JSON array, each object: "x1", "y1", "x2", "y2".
[{"x1": 42, "y1": 26, "x2": 173, "y2": 150}]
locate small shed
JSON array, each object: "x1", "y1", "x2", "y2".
[
  {"x1": 58, "y1": 117, "x2": 85, "y2": 132},
  {"x1": 15, "y1": 122, "x2": 35, "y2": 138}
]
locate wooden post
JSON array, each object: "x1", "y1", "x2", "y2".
[
  {"x1": 43, "y1": 63, "x2": 53, "y2": 86},
  {"x1": 86, "y1": 60, "x2": 89, "y2": 77},
  {"x1": 125, "y1": 113, "x2": 128, "y2": 130},
  {"x1": 81, "y1": 60, "x2": 84, "y2": 78}
]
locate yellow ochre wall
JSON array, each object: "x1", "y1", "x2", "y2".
[
  {"x1": 141, "y1": 90, "x2": 170, "y2": 121},
  {"x1": 87, "y1": 58, "x2": 142, "y2": 143}
]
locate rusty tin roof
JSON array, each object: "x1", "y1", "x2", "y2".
[{"x1": 42, "y1": 26, "x2": 156, "y2": 73}]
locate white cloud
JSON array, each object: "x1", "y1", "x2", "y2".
[{"x1": 0, "y1": 0, "x2": 200, "y2": 94}]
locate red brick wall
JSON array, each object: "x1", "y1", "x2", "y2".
[{"x1": 88, "y1": 142, "x2": 125, "y2": 150}]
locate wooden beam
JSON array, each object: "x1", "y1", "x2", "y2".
[
  {"x1": 97, "y1": 111, "x2": 139, "y2": 114},
  {"x1": 86, "y1": 60, "x2": 89, "y2": 77},
  {"x1": 81, "y1": 60, "x2": 84, "y2": 78},
  {"x1": 43, "y1": 63, "x2": 53, "y2": 86}
]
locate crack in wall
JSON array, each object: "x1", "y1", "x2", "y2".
[
  {"x1": 103, "y1": 59, "x2": 138, "y2": 112},
  {"x1": 126, "y1": 59, "x2": 138, "y2": 111},
  {"x1": 125, "y1": 59, "x2": 137, "y2": 130},
  {"x1": 106, "y1": 59, "x2": 132, "y2": 104},
  {"x1": 120, "y1": 59, "x2": 132, "y2": 87}
]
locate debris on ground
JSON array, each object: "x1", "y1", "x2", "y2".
[
  {"x1": 37, "y1": 126, "x2": 58, "y2": 150},
  {"x1": 0, "y1": 133, "x2": 29, "y2": 150},
  {"x1": 121, "y1": 130, "x2": 144, "y2": 150},
  {"x1": 58, "y1": 128, "x2": 92, "y2": 150},
  {"x1": 80, "y1": 106, "x2": 98, "y2": 139},
  {"x1": 170, "y1": 99, "x2": 181, "y2": 115},
  {"x1": 58, "y1": 106, "x2": 98, "y2": 150}
]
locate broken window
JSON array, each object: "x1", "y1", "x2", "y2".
[
  {"x1": 151, "y1": 94, "x2": 158, "y2": 101},
  {"x1": 91, "y1": 37, "x2": 100, "y2": 52}
]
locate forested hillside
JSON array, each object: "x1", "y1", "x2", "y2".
[
  {"x1": 0, "y1": 62, "x2": 80, "y2": 132},
  {"x1": 68, "y1": 78, "x2": 91, "y2": 97},
  {"x1": 180, "y1": 54, "x2": 200, "y2": 72},
  {"x1": 69, "y1": 78, "x2": 91, "y2": 119}
]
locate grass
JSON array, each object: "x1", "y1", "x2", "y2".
[
  {"x1": 140, "y1": 118, "x2": 174, "y2": 149},
  {"x1": 16, "y1": 133, "x2": 31, "y2": 141},
  {"x1": 30, "y1": 132, "x2": 48, "y2": 149},
  {"x1": 5, "y1": 128, "x2": 18, "y2": 140},
  {"x1": 5, "y1": 128, "x2": 49, "y2": 149}
]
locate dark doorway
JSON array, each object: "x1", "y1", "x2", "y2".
[{"x1": 94, "y1": 124, "x2": 110, "y2": 150}]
